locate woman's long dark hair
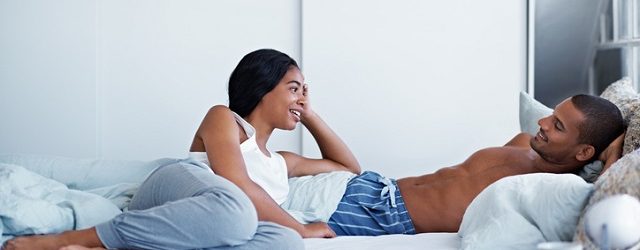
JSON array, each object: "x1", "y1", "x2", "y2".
[{"x1": 228, "y1": 49, "x2": 299, "y2": 117}]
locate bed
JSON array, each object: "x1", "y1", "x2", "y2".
[
  {"x1": 304, "y1": 233, "x2": 460, "y2": 250},
  {"x1": 2, "y1": 78, "x2": 639, "y2": 250},
  {"x1": 0, "y1": 154, "x2": 462, "y2": 249}
]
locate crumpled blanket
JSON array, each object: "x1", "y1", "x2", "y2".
[
  {"x1": 0, "y1": 163, "x2": 123, "y2": 236},
  {"x1": 0, "y1": 154, "x2": 171, "y2": 244}
]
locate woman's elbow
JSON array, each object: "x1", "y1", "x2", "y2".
[{"x1": 348, "y1": 164, "x2": 362, "y2": 175}]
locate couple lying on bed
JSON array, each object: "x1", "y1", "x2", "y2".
[{"x1": 3, "y1": 49, "x2": 625, "y2": 250}]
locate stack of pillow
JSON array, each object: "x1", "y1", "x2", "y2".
[
  {"x1": 573, "y1": 78, "x2": 640, "y2": 249},
  {"x1": 459, "y1": 78, "x2": 640, "y2": 250}
]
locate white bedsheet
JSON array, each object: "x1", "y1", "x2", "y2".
[
  {"x1": 0, "y1": 154, "x2": 462, "y2": 249},
  {"x1": 304, "y1": 233, "x2": 460, "y2": 250}
]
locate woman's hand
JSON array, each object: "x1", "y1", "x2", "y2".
[
  {"x1": 299, "y1": 83, "x2": 316, "y2": 124},
  {"x1": 281, "y1": 83, "x2": 362, "y2": 177},
  {"x1": 301, "y1": 222, "x2": 337, "y2": 238}
]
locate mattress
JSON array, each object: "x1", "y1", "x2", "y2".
[{"x1": 304, "y1": 233, "x2": 460, "y2": 250}]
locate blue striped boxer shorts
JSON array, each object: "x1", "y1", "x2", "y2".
[{"x1": 327, "y1": 171, "x2": 416, "y2": 236}]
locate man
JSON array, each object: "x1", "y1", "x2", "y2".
[{"x1": 327, "y1": 94, "x2": 625, "y2": 235}]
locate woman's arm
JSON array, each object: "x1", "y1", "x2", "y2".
[
  {"x1": 282, "y1": 85, "x2": 361, "y2": 177},
  {"x1": 195, "y1": 106, "x2": 335, "y2": 238}
]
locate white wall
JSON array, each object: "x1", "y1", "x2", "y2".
[
  {"x1": 0, "y1": 0, "x2": 98, "y2": 158},
  {"x1": 0, "y1": 0, "x2": 301, "y2": 160},
  {"x1": 302, "y1": 0, "x2": 527, "y2": 178},
  {"x1": 96, "y1": 0, "x2": 301, "y2": 159},
  {"x1": 1, "y1": 1, "x2": 526, "y2": 176}
]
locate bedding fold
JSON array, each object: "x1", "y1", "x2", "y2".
[
  {"x1": 0, "y1": 163, "x2": 122, "y2": 242},
  {"x1": 282, "y1": 171, "x2": 356, "y2": 224}
]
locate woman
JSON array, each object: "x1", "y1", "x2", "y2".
[
  {"x1": 188, "y1": 48, "x2": 362, "y2": 239},
  {"x1": 3, "y1": 49, "x2": 360, "y2": 250}
]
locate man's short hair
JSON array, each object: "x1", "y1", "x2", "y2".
[{"x1": 571, "y1": 94, "x2": 625, "y2": 160}]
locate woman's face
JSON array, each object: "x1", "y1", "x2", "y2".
[{"x1": 254, "y1": 66, "x2": 305, "y2": 130}]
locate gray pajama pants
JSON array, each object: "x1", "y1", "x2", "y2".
[{"x1": 95, "y1": 159, "x2": 303, "y2": 250}]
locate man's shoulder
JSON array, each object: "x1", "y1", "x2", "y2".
[{"x1": 504, "y1": 132, "x2": 532, "y2": 147}]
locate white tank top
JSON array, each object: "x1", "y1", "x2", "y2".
[{"x1": 189, "y1": 112, "x2": 290, "y2": 205}]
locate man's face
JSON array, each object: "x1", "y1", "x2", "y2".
[{"x1": 530, "y1": 98, "x2": 586, "y2": 165}]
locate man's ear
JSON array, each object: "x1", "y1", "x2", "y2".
[{"x1": 575, "y1": 144, "x2": 596, "y2": 161}]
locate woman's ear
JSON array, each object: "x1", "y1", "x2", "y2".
[{"x1": 576, "y1": 144, "x2": 596, "y2": 162}]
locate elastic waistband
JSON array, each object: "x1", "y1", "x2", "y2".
[{"x1": 348, "y1": 171, "x2": 416, "y2": 234}]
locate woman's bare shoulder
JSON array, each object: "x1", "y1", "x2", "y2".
[
  {"x1": 202, "y1": 105, "x2": 235, "y2": 121},
  {"x1": 208, "y1": 105, "x2": 232, "y2": 114},
  {"x1": 197, "y1": 105, "x2": 238, "y2": 133}
]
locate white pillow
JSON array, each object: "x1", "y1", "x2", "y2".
[
  {"x1": 519, "y1": 91, "x2": 552, "y2": 136},
  {"x1": 0, "y1": 154, "x2": 175, "y2": 191},
  {"x1": 458, "y1": 173, "x2": 593, "y2": 250}
]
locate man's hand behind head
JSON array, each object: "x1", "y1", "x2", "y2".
[{"x1": 599, "y1": 132, "x2": 625, "y2": 175}]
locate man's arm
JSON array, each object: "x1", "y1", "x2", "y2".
[{"x1": 599, "y1": 133, "x2": 625, "y2": 174}]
